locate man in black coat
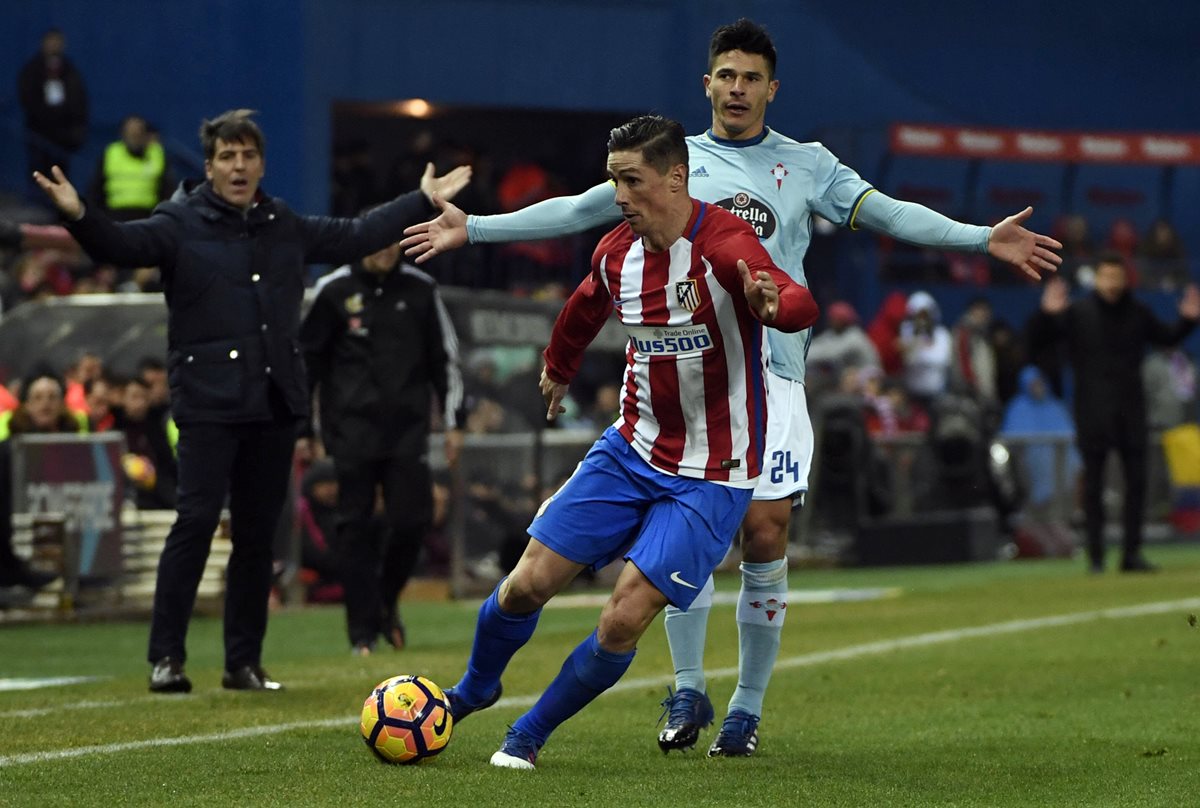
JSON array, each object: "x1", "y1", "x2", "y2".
[
  {"x1": 17, "y1": 29, "x2": 88, "y2": 181},
  {"x1": 301, "y1": 243, "x2": 465, "y2": 653},
  {"x1": 1027, "y1": 253, "x2": 1199, "y2": 573},
  {"x1": 34, "y1": 109, "x2": 470, "y2": 692}
]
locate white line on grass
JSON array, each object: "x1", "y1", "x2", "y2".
[
  {"x1": 0, "y1": 677, "x2": 104, "y2": 692},
  {"x1": 548, "y1": 587, "x2": 901, "y2": 609},
  {"x1": 2, "y1": 597, "x2": 1197, "y2": 767},
  {"x1": 0, "y1": 698, "x2": 134, "y2": 719}
]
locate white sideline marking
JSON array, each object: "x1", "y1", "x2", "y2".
[
  {"x1": 1, "y1": 697, "x2": 148, "y2": 719},
  {"x1": 2, "y1": 597, "x2": 1197, "y2": 767},
  {"x1": 548, "y1": 587, "x2": 901, "y2": 610},
  {"x1": 0, "y1": 677, "x2": 103, "y2": 693}
]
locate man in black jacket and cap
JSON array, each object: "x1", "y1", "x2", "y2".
[
  {"x1": 301, "y1": 240, "x2": 466, "y2": 654},
  {"x1": 34, "y1": 109, "x2": 470, "y2": 692},
  {"x1": 1028, "y1": 253, "x2": 1199, "y2": 573}
]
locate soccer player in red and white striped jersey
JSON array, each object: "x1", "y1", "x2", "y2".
[
  {"x1": 442, "y1": 115, "x2": 818, "y2": 770},
  {"x1": 544, "y1": 165, "x2": 815, "y2": 485}
]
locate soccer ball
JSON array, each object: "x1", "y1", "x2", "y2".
[{"x1": 360, "y1": 674, "x2": 454, "y2": 764}]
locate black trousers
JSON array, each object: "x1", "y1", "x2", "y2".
[
  {"x1": 147, "y1": 418, "x2": 296, "y2": 669},
  {"x1": 333, "y1": 454, "x2": 431, "y2": 647},
  {"x1": 1078, "y1": 424, "x2": 1148, "y2": 566}
]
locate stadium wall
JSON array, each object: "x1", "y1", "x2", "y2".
[{"x1": 2, "y1": 0, "x2": 1197, "y2": 216}]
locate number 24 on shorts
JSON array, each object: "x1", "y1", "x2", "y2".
[{"x1": 769, "y1": 450, "x2": 799, "y2": 484}]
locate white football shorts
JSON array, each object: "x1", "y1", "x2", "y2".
[{"x1": 752, "y1": 371, "x2": 812, "y2": 503}]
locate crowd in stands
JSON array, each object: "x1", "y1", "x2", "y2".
[
  {"x1": 800, "y1": 271, "x2": 1199, "y2": 551},
  {"x1": 2, "y1": 26, "x2": 1197, "y2": 592},
  {"x1": 883, "y1": 212, "x2": 1192, "y2": 293}
]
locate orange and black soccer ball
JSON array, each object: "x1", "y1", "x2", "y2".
[{"x1": 360, "y1": 674, "x2": 453, "y2": 764}]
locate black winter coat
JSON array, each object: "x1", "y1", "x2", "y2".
[
  {"x1": 300, "y1": 263, "x2": 466, "y2": 459},
  {"x1": 1026, "y1": 291, "x2": 1197, "y2": 445},
  {"x1": 17, "y1": 54, "x2": 88, "y2": 150},
  {"x1": 67, "y1": 181, "x2": 434, "y2": 424}
]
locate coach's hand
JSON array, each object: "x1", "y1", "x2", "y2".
[
  {"x1": 539, "y1": 366, "x2": 568, "y2": 422},
  {"x1": 1180, "y1": 284, "x2": 1200, "y2": 320},
  {"x1": 400, "y1": 199, "x2": 469, "y2": 264},
  {"x1": 738, "y1": 259, "x2": 779, "y2": 323},
  {"x1": 33, "y1": 166, "x2": 84, "y2": 221},
  {"x1": 444, "y1": 428, "x2": 464, "y2": 470},
  {"x1": 419, "y1": 162, "x2": 472, "y2": 206}
]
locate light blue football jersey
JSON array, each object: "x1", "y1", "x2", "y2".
[
  {"x1": 468, "y1": 126, "x2": 874, "y2": 383},
  {"x1": 685, "y1": 128, "x2": 872, "y2": 383}
]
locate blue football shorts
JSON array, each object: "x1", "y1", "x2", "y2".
[{"x1": 528, "y1": 428, "x2": 753, "y2": 609}]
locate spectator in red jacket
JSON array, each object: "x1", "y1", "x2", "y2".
[{"x1": 867, "y1": 291, "x2": 910, "y2": 376}]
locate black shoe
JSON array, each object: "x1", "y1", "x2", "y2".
[
  {"x1": 1088, "y1": 560, "x2": 1105, "y2": 575},
  {"x1": 657, "y1": 687, "x2": 715, "y2": 752},
  {"x1": 1120, "y1": 555, "x2": 1159, "y2": 573},
  {"x1": 149, "y1": 657, "x2": 193, "y2": 694},
  {"x1": 222, "y1": 665, "x2": 284, "y2": 691}
]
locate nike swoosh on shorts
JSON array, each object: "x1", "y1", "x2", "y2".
[{"x1": 669, "y1": 571, "x2": 698, "y2": 589}]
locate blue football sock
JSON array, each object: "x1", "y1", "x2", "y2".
[
  {"x1": 456, "y1": 585, "x2": 540, "y2": 705},
  {"x1": 663, "y1": 576, "x2": 714, "y2": 693},
  {"x1": 512, "y1": 629, "x2": 634, "y2": 746},
  {"x1": 729, "y1": 559, "x2": 788, "y2": 719}
]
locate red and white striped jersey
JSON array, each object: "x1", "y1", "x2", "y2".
[{"x1": 544, "y1": 199, "x2": 817, "y2": 486}]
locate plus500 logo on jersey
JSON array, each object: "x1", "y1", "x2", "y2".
[{"x1": 626, "y1": 324, "x2": 714, "y2": 357}]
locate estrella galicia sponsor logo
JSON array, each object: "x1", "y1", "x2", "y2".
[
  {"x1": 627, "y1": 324, "x2": 714, "y2": 357},
  {"x1": 713, "y1": 192, "x2": 777, "y2": 239}
]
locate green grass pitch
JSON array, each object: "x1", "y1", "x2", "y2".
[{"x1": 2, "y1": 545, "x2": 1198, "y2": 807}]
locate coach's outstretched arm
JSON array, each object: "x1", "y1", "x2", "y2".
[{"x1": 33, "y1": 165, "x2": 84, "y2": 220}]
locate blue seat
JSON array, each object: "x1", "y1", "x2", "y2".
[
  {"x1": 877, "y1": 155, "x2": 971, "y2": 219},
  {"x1": 1166, "y1": 165, "x2": 1200, "y2": 263},
  {"x1": 971, "y1": 160, "x2": 1066, "y2": 231},
  {"x1": 1070, "y1": 163, "x2": 1165, "y2": 237}
]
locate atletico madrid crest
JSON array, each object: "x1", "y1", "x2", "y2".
[{"x1": 675, "y1": 279, "x2": 700, "y2": 312}]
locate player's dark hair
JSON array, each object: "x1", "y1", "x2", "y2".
[
  {"x1": 607, "y1": 115, "x2": 688, "y2": 175},
  {"x1": 709, "y1": 18, "x2": 777, "y2": 78},
  {"x1": 199, "y1": 109, "x2": 265, "y2": 159}
]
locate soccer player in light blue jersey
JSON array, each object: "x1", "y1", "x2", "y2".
[{"x1": 402, "y1": 19, "x2": 1062, "y2": 757}]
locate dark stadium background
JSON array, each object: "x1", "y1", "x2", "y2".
[{"x1": 2, "y1": 0, "x2": 1195, "y2": 216}]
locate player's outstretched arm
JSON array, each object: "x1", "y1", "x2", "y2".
[
  {"x1": 987, "y1": 207, "x2": 1064, "y2": 281},
  {"x1": 399, "y1": 198, "x2": 468, "y2": 264},
  {"x1": 401, "y1": 181, "x2": 621, "y2": 265},
  {"x1": 852, "y1": 192, "x2": 1062, "y2": 281}
]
